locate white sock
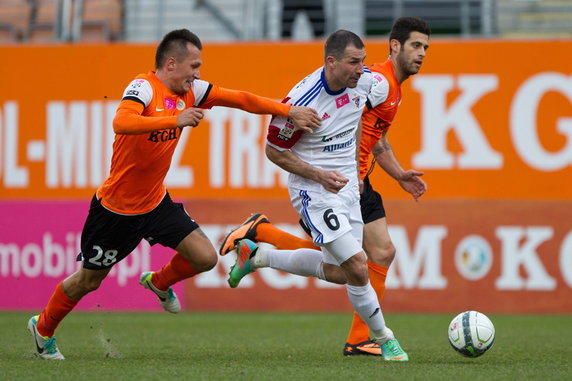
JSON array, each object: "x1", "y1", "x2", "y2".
[
  {"x1": 251, "y1": 246, "x2": 269, "y2": 268},
  {"x1": 265, "y1": 248, "x2": 326, "y2": 280},
  {"x1": 346, "y1": 282, "x2": 393, "y2": 342}
]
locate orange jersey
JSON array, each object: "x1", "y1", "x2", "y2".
[
  {"x1": 359, "y1": 60, "x2": 401, "y2": 179},
  {"x1": 98, "y1": 71, "x2": 290, "y2": 214}
]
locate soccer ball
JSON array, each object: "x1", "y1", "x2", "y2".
[{"x1": 448, "y1": 310, "x2": 495, "y2": 357}]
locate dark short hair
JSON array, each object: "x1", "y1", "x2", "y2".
[
  {"x1": 389, "y1": 16, "x2": 431, "y2": 53},
  {"x1": 324, "y1": 29, "x2": 364, "y2": 61},
  {"x1": 155, "y1": 29, "x2": 203, "y2": 69}
]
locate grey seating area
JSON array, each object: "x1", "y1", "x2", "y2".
[
  {"x1": 0, "y1": 0, "x2": 123, "y2": 42},
  {"x1": 0, "y1": 0, "x2": 570, "y2": 43}
]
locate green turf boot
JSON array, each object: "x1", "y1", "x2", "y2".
[
  {"x1": 228, "y1": 239, "x2": 259, "y2": 288},
  {"x1": 380, "y1": 338, "x2": 409, "y2": 361}
]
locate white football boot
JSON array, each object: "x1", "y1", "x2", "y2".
[
  {"x1": 139, "y1": 271, "x2": 181, "y2": 313},
  {"x1": 27, "y1": 315, "x2": 65, "y2": 360}
]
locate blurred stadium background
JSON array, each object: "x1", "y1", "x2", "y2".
[
  {"x1": 0, "y1": 0, "x2": 571, "y2": 315},
  {"x1": 2, "y1": 0, "x2": 572, "y2": 42}
]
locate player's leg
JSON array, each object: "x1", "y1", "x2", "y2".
[
  {"x1": 29, "y1": 266, "x2": 112, "y2": 360},
  {"x1": 219, "y1": 213, "x2": 270, "y2": 255},
  {"x1": 228, "y1": 188, "x2": 351, "y2": 286},
  {"x1": 141, "y1": 228, "x2": 216, "y2": 313},
  {"x1": 173, "y1": 227, "x2": 218, "y2": 274},
  {"x1": 37, "y1": 267, "x2": 112, "y2": 336},
  {"x1": 345, "y1": 176, "x2": 395, "y2": 354},
  {"x1": 141, "y1": 194, "x2": 217, "y2": 312},
  {"x1": 329, "y1": 234, "x2": 407, "y2": 361},
  {"x1": 29, "y1": 194, "x2": 136, "y2": 359},
  {"x1": 227, "y1": 239, "x2": 347, "y2": 288},
  {"x1": 344, "y1": 218, "x2": 394, "y2": 351},
  {"x1": 219, "y1": 213, "x2": 315, "y2": 255},
  {"x1": 364, "y1": 218, "x2": 395, "y2": 266},
  {"x1": 323, "y1": 234, "x2": 391, "y2": 341},
  {"x1": 337, "y1": 184, "x2": 407, "y2": 360}
]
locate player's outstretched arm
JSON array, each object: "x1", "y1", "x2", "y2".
[
  {"x1": 114, "y1": 103, "x2": 179, "y2": 134},
  {"x1": 113, "y1": 105, "x2": 205, "y2": 134},
  {"x1": 213, "y1": 88, "x2": 320, "y2": 132},
  {"x1": 265, "y1": 144, "x2": 348, "y2": 193}
]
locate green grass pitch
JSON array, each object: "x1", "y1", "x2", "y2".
[{"x1": 1, "y1": 311, "x2": 571, "y2": 380}]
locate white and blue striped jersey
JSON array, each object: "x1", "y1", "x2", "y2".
[{"x1": 267, "y1": 66, "x2": 374, "y2": 191}]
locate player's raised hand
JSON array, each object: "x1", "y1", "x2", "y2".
[
  {"x1": 177, "y1": 107, "x2": 205, "y2": 128},
  {"x1": 398, "y1": 169, "x2": 427, "y2": 201},
  {"x1": 317, "y1": 170, "x2": 349, "y2": 193},
  {"x1": 287, "y1": 106, "x2": 321, "y2": 133}
]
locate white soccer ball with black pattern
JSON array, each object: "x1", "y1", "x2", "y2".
[{"x1": 448, "y1": 311, "x2": 495, "y2": 357}]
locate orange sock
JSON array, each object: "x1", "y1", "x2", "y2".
[
  {"x1": 256, "y1": 223, "x2": 316, "y2": 250},
  {"x1": 368, "y1": 261, "x2": 388, "y2": 302},
  {"x1": 37, "y1": 281, "x2": 79, "y2": 337},
  {"x1": 153, "y1": 252, "x2": 200, "y2": 291},
  {"x1": 345, "y1": 261, "x2": 388, "y2": 344}
]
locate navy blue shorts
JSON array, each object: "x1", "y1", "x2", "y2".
[{"x1": 78, "y1": 192, "x2": 199, "y2": 270}]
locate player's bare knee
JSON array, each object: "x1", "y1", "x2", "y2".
[
  {"x1": 323, "y1": 264, "x2": 348, "y2": 284},
  {"x1": 193, "y1": 250, "x2": 218, "y2": 272},
  {"x1": 341, "y1": 254, "x2": 369, "y2": 285},
  {"x1": 354, "y1": 261, "x2": 369, "y2": 282},
  {"x1": 384, "y1": 242, "x2": 396, "y2": 262},
  {"x1": 200, "y1": 254, "x2": 218, "y2": 271}
]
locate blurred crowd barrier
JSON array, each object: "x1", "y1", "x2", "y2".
[{"x1": 1, "y1": 39, "x2": 571, "y2": 312}]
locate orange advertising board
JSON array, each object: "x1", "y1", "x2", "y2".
[
  {"x1": 184, "y1": 198, "x2": 572, "y2": 313},
  {"x1": 0, "y1": 40, "x2": 571, "y2": 314},
  {"x1": 0, "y1": 40, "x2": 571, "y2": 200}
]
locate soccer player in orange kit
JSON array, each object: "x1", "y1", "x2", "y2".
[
  {"x1": 219, "y1": 17, "x2": 430, "y2": 357},
  {"x1": 27, "y1": 28, "x2": 321, "y2": 360}
]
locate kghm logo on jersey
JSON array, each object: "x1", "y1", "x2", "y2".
[
  {"x1": 148, "y1": 128, "x2": 181, "y2": 143},
  {"x1": 277, "y1": 121, "x2": 296, "y2": 141}
]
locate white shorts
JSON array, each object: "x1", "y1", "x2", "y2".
[{"x1": 289, "y1": 184, "x2": 363, "y2": 265}]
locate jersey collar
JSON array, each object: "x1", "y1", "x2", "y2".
[
  {"x1": 149, "y1": 70, "x2": 178, "y2": 98},
  {"x1": 321, "y1": 69, "x2": 346, "y2": 96}
]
